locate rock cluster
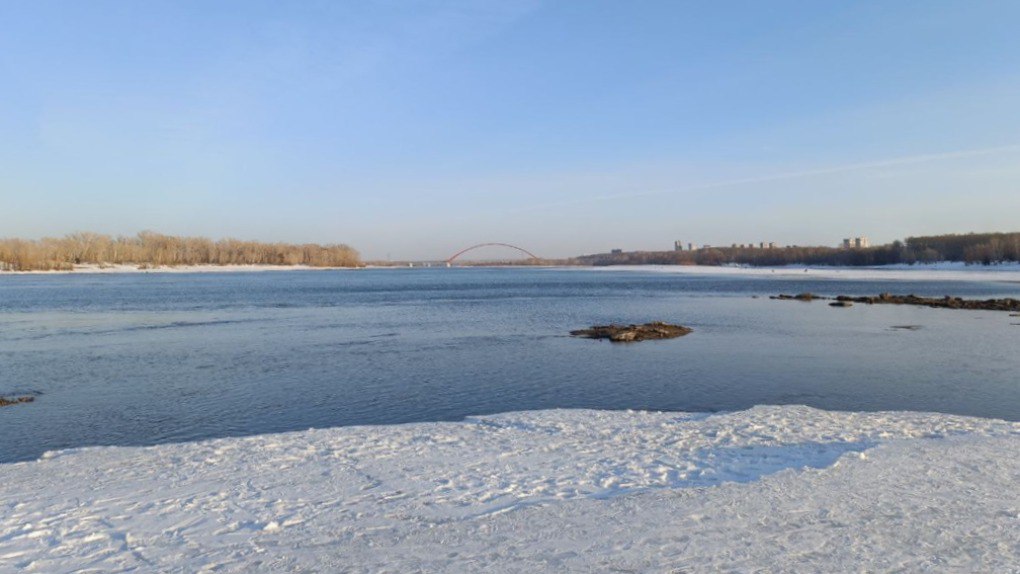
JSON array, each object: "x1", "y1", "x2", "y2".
[
  {"x1": 570, "y1": 322, "x2": 693, "y2": 342},
  {"x1": 772, "y1": 293, "x2": 819, "y2": 301},
  {"x1": 0, "y1": 396, "x2": 35, "y2": 408},
  {"x1": 772, "y1": 293, "x2": 1020, "y2": 312},
  {"x1": 840, "y1": 293, "x2": 1020, "y2": 311}
]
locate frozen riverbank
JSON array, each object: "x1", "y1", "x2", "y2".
[
  {"x1": 0, "y1": 263, "x2": 360, "y2": 275},
  {"x1": 584, "y1": 262, "x2": 1020, "y2": 282},
  {"x1": 2, "y1": 405, "x2": 1018, "y2": 572}
]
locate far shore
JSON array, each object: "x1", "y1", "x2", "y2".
[
  {"x1": 4, "y1": 261, "x2": 1020, "y2": 281},
  {"x1": 0, "y1": 263, "x2": 362, "y2": 275},
  {"x1": 574, "y1": 262, "x2": 1020, "y2": 282}
]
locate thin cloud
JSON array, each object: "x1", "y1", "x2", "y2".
[{"x1": 508, "y1": 144, "x2": 1020, "y2": 214}]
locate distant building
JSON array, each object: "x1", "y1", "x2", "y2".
[
  {"x1": 674, "y1": 241, "x2": 684, "y2": 251},
  {"x1": 842, "y1": 237, "x2": 871, "y2": 249},
  {"x1": 611, "y1": 248, "x2": 623, "y2": 255},
  {"x1": 688, "y1": 243, "x2": 697, "y2": 251}
]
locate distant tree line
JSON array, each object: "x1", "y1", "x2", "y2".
[
  {"x1": 575, "y1": 232, "x2": 1020, "y2": 267},
  {"x1": 903, "y1": 232, "x2": 1020, "y2": 265},
  {"x1": 0, "y1": 231, "x2": 361, "y2": 271}
]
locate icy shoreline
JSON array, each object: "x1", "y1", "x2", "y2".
[
  {"x1": 5, "y1": 261, "x2": 1020, "y2": 279},
  {"x1": 2, "y1": 405, "x2": 1018, "y2": 572},
  {"x1": 0, "y1": 263, "x2": 361, "y2": 275},
  {"x1": 579, "y1": 261, "x2": 1020, "y2": 282}
]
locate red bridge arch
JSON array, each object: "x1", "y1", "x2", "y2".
[{"x1": 446, "y1": 243, "x2": 540, "y2": 265}]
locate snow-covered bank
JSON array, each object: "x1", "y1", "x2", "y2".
[
  {"x1": 580, "y1": 262, "x2": 1020, "y2": 282},
  {"x1": 2, "y1": 406, "x2": 1017, "y2": 572},
  {"x1": 0, "y1": 263, "x2": 360, "y2": 275}
]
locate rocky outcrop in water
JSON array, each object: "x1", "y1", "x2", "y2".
[
  {"x1": 772, "y1": 293, "x2": 1020, "y2": 312},
  {"x1": 0, "y1": 396, "x2": 35, "y2": 408},
  {"x1": 772, "y1": 293, "x2": 820, "y2": 301},
  {"x1": 842, "y1": 293, "x2": 1020, "y2": 311},
  {"x1": 570, "y1": 322, "x2": 693, "y2": 342}
]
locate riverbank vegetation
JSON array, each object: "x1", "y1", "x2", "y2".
[
  {"x1": 0, "y1": 231, "x2": 361, "y2": 271},
  {"x1": 576, "y1": 232, "x2": 1020, "y2": 267}
]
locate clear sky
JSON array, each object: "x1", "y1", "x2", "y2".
[{"x1": 3, "y1": 1, "x2": 1019, "y2": 260}]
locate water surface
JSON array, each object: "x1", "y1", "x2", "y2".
[{"x1": 2, "y1": 267, "x2": 1018, "y2": 462}]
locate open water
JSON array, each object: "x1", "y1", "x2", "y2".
[{"x1": 1, "y1": 267, "x2": 1018, "y2": 462}]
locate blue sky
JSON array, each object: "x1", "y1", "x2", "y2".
[{"x1": 2, "y1": 1, "x2": 1019, "y2": 259}]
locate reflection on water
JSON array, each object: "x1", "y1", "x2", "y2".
[{"x1": 1, "y1": 268, "x2": 1018, "y2": 462}]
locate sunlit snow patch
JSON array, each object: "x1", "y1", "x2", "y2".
[{"x1": 1, "y1": 405, "x2": 1017, "y2": 572}]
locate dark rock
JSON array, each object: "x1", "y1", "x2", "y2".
[
  {"x1": 771, "y1": 293, "x2": 827, "y2": 301},
  {"x1": 777, "y1": 293, "x2": 1020, "y2": 313},
  {"x1": 0, "y1": 396, "x2": 35, "y2": 408},
  {"x1": 571, "y1": 322, "x2": 693, "y2": 342}
]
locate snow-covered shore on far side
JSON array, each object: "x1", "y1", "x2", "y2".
[
  {"x1": 0, "y1": 263, "x2": 360, "y2": 275},
  {"x1": 5, "y1": 261, "x2": 1020, "y2": 281},
  {"x1": 1, "y1": 405, "x2": 1018, "y2": 572},
  {"x1": 580, "y1": 261, "x2": 1020, "y2": 282}
]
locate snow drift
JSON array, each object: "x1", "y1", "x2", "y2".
[{"x1": 1, "y1": 405, "x2": 1018, "y2": 572}]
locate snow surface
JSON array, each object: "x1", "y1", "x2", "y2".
[
  {"x1": 0, "y1": 264, "x2": 357, "y2": 275},
  {"x1": 581, "y1": 262, "x2": 1020, "y2": 282},
  {"x1": 1, "y1": 406, "x2": 1018, "y2": 572},
  {"x1": 7, "y1": 262, "x2": 1020, "y2": 281}
]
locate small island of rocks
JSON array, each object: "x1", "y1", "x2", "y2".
[
  {"x1": 570, "y1": 322, "x2": 693, "y2": 342},
  {"x1": 0, "y1": 396, "x2": 35, "y2": 408},
  {"x1": 771, "y1": 293, "x2": 1020, "y2": 312}
]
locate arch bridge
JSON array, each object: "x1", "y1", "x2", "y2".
[{"x1": 445, "y1": 243, "x2": 540, "y2": 266}]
